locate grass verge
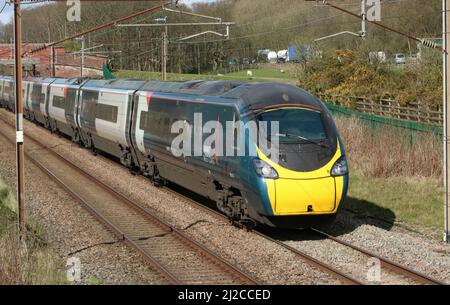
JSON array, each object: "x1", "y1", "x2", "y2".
[
  {"x1": 0, "y1": 179, "x2": 66, "y2": 285},
  {"x1": 114, "y1": 69, "x2": 295, "y2": 83},
  {"x1": 222, "y1": 68, "x2": 296, "y2": 80},
  {"x1": 347, "y1": 170, "x2": 443, "y2": 233},
  {"x1": 333, "y1": 115, "x2": 444, "y2": 235}
]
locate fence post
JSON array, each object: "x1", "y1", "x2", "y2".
[{"x1": 410, "y1": 126, "x2": 414, "y2": 147}]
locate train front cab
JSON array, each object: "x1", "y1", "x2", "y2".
[{"x1": 246, "y1": 106, "x2": 349, "y2": 228}]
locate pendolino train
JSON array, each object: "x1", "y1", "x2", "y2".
[{"x1": 0, "y1": 74, "x2": 348, "y2": 229}]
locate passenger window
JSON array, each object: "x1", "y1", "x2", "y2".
[
  {"x1": 139, "y1": 111, "x2": 149, "y2": 130},
  {"x1": 40, "y1": 93, "x2": 45, "y2": 104},
  {"x1": 53, "y1": 96, "x2": 66, "y2": 109},
  {"x1": 96, "y1": 103, "x2": 118, "y2": 123}
]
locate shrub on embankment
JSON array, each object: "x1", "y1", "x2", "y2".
[
  {"x1": 299, "y1": 49, "x2": 442, "y2": 108},
  {"x1": 0, "y1": 180, "x2": 65, "y2": 285}
]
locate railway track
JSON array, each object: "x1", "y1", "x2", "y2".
[
  {"x1": 161, "y1": 186, "x2": 447, "y2": 285},
  {"x1": 0, "y1": 115, "x2": 258, "y2": 285},
  {"x1": 0, "y1": 110, "x2": 444, "y2": 285},
  {"x1": 0, "y1": 112, "x2": 369, "y2": 285},
  {"x1": 159, "y1": 187, "x2": 365, "y2": 285},
  {"x1": 309, "y1": 228, "x2": 445, "y2": 285}
]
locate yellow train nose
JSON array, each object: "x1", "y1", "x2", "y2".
[
  {"x1": 273, "y1": 177, "x2": 336, "y2": 215},
  {"x1": 257, "y1": 139, "x2": 345, "y2": 216}
]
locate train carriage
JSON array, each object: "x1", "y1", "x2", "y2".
[
  {"x1": 1, "y1": 76, "x2": 14, "y2": 111},
  {"x1": 0, "y1": 76, "x2": 6, "y2": 107},
  {"x1": 77, "y1": 79, "x2": 146, "y2": 162},
  {"x1": 27, "y1": 77, "x2": 57, "y2": 126},
  {"x1": 47, "y1": 78, "x2": 84, "y2": 137},
  {"x1": 222, "y1": 83, "x2": 348, "y2": 227},
  {"x1": 0, "y1": 74, "x2": 348, "y2": 229},
  {"x1": 131, "y1": 81, "x2": 348, "y2": 228},
  {"x1": 23, "y1": 77, "x2": 42, "y2": 120},
  {"x1": 131, "y1": 80, "x2": 243, "y2": 195}
]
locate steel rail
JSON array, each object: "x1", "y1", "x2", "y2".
[
  {"x1": 2, "y1": 110, "x2": 444, "y2": 285},
  {"x1": 158, "y1": 186, "x2": 364, "y2": 285},
  {"x1": 162, "y1": 185, "x2": 446, "y2": 285},
  {"x1": 0, "y1": 110, "x2": 361, "y2": 285},
  {"x1": 0, "y1": 113, "x2": 258, "y2": 285},
  {"x1": 0, "y1": 122, "x2": 182, "y2": 284},
  {"x1": 309, "y1": 228, "x2": 445, "y2": 285}
]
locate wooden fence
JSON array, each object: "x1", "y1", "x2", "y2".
[{"x1": 318, "y1": 93, "x2": 443, "y2": 126}]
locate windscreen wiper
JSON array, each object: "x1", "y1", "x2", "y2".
[{"x1": 277, "y1": 132, "x2": 329, "y2": 149}]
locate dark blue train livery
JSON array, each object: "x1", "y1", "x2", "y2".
[{"x1": 0, "y1": 76, "x2": 348, "y2": 228}]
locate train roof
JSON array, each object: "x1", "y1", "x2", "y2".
[
  {"x1": 39, "y1": 77, "x2": 58, "y2": 84},
  {"x1": 223, "y1": 82, "x2": 324, "y2": 112},
  {"x1": 138, "y1": 80, "x2": 244, "y2": 97},
  {"x1": 0, "y1": 75, "x2": 323, "y2": 112},
  {"x1": 138, "y1": 80, "x2": 323, "y2": 111},
  {"x1": 82, "y1": 79, "x2": 146, "y2": 90},
  {"x1": 51, "y1": 78, "x2": 84, "y2": 86}
]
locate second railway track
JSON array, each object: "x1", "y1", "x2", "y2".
[
  {"x1": 0, "y1": 112, "x2": 368, "y2": 285},
  {"x1": 0, "y1": 116, "x2": 258, "y2": 285},
  {"x1": 164, "y1": 187, "x2": 446, "y2": 285},
  {"x1": 0, "y1": 110, "x2": 445, "y2": 285},
  {"x1": 309, "y1": 228, "x2": 445, "y2": 285}
]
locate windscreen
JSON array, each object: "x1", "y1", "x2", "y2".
[{"x1": 258, "y1": 108, "x2": 327, "y2": 143}]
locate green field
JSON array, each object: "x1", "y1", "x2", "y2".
[
  {"x1": 114, "y1": 69, "x2": 297, "y2": 83},
  {"x1": 347, "y1": 170, "x2": 443, "y2": 234},
  {"x1": 223, "y1": 69, "x2": 296, "y2": 80}
]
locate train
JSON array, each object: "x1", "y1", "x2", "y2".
[{"x1": 0, "y1": 74, "x2": 348, "y2": 229}]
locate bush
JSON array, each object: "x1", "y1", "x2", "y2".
[{"x1": 299, "y1": 49, "x2": 443, "y2": 107}]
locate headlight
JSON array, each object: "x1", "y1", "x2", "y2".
[
  {"x1": 253, "y1": 159, "x2": 279, "y2": 179},
  {"x1": 331, "y1": 156, "x2": 348, "y2": 176}
]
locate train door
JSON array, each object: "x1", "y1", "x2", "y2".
[
  {"x1": 79, "y1": 89, "x2": 99, "y2": 145},
  {"x1": 65, "y1": 87, "x2": 77, "y2": 126},
  {"x1": 75, "y1": 86, "x2": 83, "y2": 132},
  {"x1": 125, "y1": 91, "x2": 142, "y2": 169},
  {"x1": 22, "y1": 81, "x2": 29, "y2": 116},
  {"x1": 3, "y1": 80, "x2": 12, "y2": 110},
  {"x1": 0, "y1": 79, "x2": 4, "y2": 107},
  {"x1": 30, "y1": 82, "x2": 43, "y2": 123},
  {"x1": 43, "y1": 80, "x2": 56, "y2": 120},
  {"x1": 221, "y1": 106, "x2": 242, "y2": 182},
  {"x1": 70, "y1": 83, "x2": 85, "y2": 143},
  {"x1": 7, "y1": 79, "x2": 15, "y2": 112},
  {"x1": 40, "y1": 82, "x2": 48, "y2": 119}
]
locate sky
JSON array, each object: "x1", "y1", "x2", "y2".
[
  {"x1": 0, "y1": 0, "x2": 218, "y2": 25},
  {"x1": 0, "y1": 0, "x2": 12, "y2": 25}
]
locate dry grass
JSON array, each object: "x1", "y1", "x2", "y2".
[
  {"x1": 333, "y1": 115, "x2": 444, "y2": 232},
  {"x1": 0, "y1": 228, "x2": 65, "y2": 285},
  {"x1": 0, "y1": 180, "x2": 66, "y2": 285},
  {"x1": 334, "y1": 116, "x2": 443, "y2": 178}
]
